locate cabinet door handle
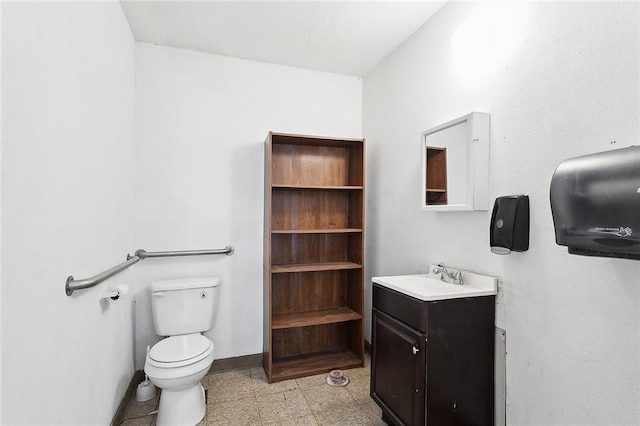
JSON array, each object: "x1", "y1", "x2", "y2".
[{"x1": 412, "y1": 345, "x2": 420, "y2": 355}]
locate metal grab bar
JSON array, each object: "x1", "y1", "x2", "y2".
[
  {"x1": 65, "y1": 246, "x2": 234, "y2": 296},
  {"x1": 66, "y1": 256, "x2": 141, "y2": 296},
  {"x1": 134, "y1": 246, "x2": 234, "y2": 259}
]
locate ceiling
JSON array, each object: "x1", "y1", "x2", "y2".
[{"x1": 119, "y1": 1, "x2": 446, "y2": 76}]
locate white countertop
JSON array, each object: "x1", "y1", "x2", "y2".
[{"x1": 373, "y1": 267, "x2": 497, "y2": 301}]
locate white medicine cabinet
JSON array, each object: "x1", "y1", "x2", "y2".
[{"x1": 421, "y1": 112, "x2": 490, "y2": 212}]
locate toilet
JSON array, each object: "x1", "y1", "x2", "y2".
[{"x1": 144, "y1": 276, "x2": 220, "y2": 426}]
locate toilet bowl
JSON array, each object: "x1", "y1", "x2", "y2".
[
  {"x1": 143, "y1": 277, "x2": 221, "y2": 426},
  {"x1": 145, "y1": 334, "x2": 215, "y2": 425}
]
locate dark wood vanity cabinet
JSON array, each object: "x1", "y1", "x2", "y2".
[
  {"x1": 372, "y1": 309, "x2": 427, "y2": 425},
  {"x1": 371, "y1": 283, "x2": 495, "y2": 426}
]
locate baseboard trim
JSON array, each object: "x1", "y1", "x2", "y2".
[
  {"x1": 206, "y1": 353, "x2": 263, "y2": 374},
  {"x1": 111, "y1": 369, "x2": 144, "y2": 426}
]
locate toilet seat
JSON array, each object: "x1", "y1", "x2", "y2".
[{"x1": 147, "y1": 335, "x2": 213, "y2": 368}]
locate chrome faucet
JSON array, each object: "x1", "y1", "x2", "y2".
[{"x1": 432, "y1": 263, "x2": 464, "y2": 285}]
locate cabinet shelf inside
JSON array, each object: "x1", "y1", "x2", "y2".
[
  {"x1": 271, "y1": 348, "x2": 363, "y2": 382},
  {"x1": 271, "y1": 262, "x2": 362, "y2": 273},
  {"x1": 425, "y1": 146, "x2": 448, "y2": 206},
  {"x1": 272, "y1": 307, "x2": 361, "y2": 329}
]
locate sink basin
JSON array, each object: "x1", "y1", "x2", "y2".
[{"x1": 372, "y1": 265, "x2": 497, "y2": 301}]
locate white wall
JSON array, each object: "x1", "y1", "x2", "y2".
[
  {"x1": 1, "y1": 2, "x2": 135, "y2": 424},
  {"x1": 133, "y1": 43, "x2": 362, "y2": 368},
  {"x1": 0, "y1": 0, "x2": 4, "y2": 421},
  {"x1": 363, "y1": 2, "x2": 639, "y2": 425}
]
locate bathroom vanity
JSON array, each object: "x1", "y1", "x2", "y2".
[{"x1": 370, "y1": 271, "x2": 496, "y2": 426}]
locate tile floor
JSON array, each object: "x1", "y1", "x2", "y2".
[{"x1": 120, "y1": 355, "x2": 386, "y2": 426}]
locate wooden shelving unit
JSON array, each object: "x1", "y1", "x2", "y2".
[
  {"x1": 263, "y1": 132, "x2": 365, "y2": 383},
  {"x1": 425, "y1": 146, "x2": 448, "y2": 205}
]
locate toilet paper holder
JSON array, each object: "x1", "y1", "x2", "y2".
[{"x1": 99, "y1": 285, "x2": 129, "y2": 302}]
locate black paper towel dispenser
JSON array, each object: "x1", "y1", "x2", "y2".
[{"x1": 550, "y1": 145, "x2": 640, "y2": 260}]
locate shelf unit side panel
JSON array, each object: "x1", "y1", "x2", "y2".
[
  {"x1": 347, "y1": 191, "x2": 364, "y2": 230},
  {"x1": 264, "y1": 133, "x2": 274, "y2": 269},
  {"x1": 263, "y1": 267, "x2": 272, "y2": 378},
  {"x1": 346, "y1": 269, "x2": 364, "y2": 315},
  {"x1": 347, "y1": 320, "x2": 365, "y2": 361},
  {"x1": 357, "y1": 139, "x2": 366, "y2": 337},
  {"x1": 347, "y1": 233, "x2": 364, "y2": 268},
  {"x1": 264, "y1": 134, "x2": 274, "y2": 380},
  {"x1": 348, "y1": 143, "x2": 365, "y2": 188}
]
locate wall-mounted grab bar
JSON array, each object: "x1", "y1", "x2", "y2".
[
  {"x1": 65, "y1": 256, "x2": 141, "y2": 296},
  {"x1": 65, "y1": 246, "x2": 234, "y2": 296},
  {"x1": 134, "y1": 246, "x2": 234, "y2": 259}
]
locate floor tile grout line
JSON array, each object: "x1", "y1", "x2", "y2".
[
  {"x1": 297, "y1": 376, "x2": 320, "y2": 425},
  {"x1": 252, "y1": 375, "x2": 264, "y2": 426},
  {"x1": 128, "y1": 364, "x2": 379, "y2": 426}
]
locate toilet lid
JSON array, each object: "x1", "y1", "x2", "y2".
[{"x1": 149, "y1": 335, "x2": 212, "y2": 364}]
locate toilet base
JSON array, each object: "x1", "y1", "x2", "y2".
[{"x1": 156, "y1": 383, "x2": 205, "y2": 426}]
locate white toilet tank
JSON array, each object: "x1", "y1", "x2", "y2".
[{"x1": 150, "y1": 276, "x2": 221, "y2": 336}]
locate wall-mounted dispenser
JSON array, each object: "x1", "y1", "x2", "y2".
[
  {"x1": 490, "y1": 195, "x2": 530, "y2": 254},
  {"x1": 550, "y1": 145, "x2": 640, "y2": 260}
]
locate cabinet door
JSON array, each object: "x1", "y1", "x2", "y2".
[{"x1": 371, "y1": 309, "x2": 426, "y2": 426}]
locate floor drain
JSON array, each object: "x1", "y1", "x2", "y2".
[{"x1": 325, "y1": 369, "x2": 349, "y2": 387}]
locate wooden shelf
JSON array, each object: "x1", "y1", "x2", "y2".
[
  {"x1": 272, "y1": 228, "x2": 362, "y2": 234},
  {"x1": 426, "y1": 188, "x2": 446, "y2": 193},
  {"x1": 264, "y1": 132, "x2": 365, "y2": 383},
  {"x1": 273, "y1": 184, "x2": 363, "y2": 190},
  {"x1": 272, "y1": 307, "x2": 362, "y2": 329},
  {"x1": 271, "y1": 348, "x2": 363, "y2": 382},
  {"x1": 271, "y1": 262, "x2": 362, "y2": 274}
]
